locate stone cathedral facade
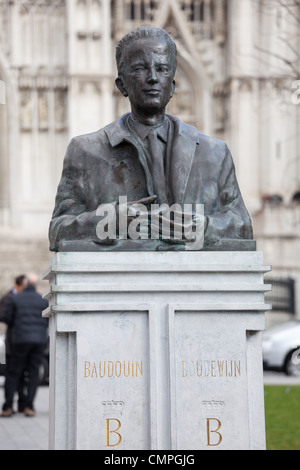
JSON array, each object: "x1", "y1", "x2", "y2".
[{"x1": 0, "y1": 0, "x2": 299, "y2": 323}]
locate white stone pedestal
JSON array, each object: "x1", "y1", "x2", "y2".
[{"x1": 43, "y1": 251, "x2": 271, "y2": 450}]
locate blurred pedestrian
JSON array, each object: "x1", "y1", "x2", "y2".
[
  {"x1": 0, "y1": 275, "x2": 28, "y2": 412},
  {"x1": 0, "y1": 273, "x2": 48, "y2": 417},
  {"x1": 0, "y1": 275, "x2": 27, "y2": 317}
]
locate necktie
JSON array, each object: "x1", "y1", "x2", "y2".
[{"x1": 148, "y1": 128, "x2": 168, "y2": 204}]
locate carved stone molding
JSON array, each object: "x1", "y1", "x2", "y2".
[{"x1": 19, "y1": 70, "x2": 68, "y2": 90}]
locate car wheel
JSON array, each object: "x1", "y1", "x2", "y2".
[
  {"x1": 284, "y1": 350, "x2": 300, "y2": 377},
  {"x1": 39, "y1": 356, "x2": 49, "y2": 384}
]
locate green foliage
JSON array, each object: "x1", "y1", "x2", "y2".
[{"x1": 264, "y1": 386, "x2": 300, "y2": 450}]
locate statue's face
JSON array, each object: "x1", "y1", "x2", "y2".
[{"x1": 117, "y1": 36, "x2": 175, "y2": 115}]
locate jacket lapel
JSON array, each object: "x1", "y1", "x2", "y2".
[
  {"x1": 104, "y1": 113, "x2": 133, "y2": 147},
  {"x1": 168, "y1": 116, "x2": 200, "y2": 205},
  {"x1": 104, "y1": 113, "x2": 200, "y2": 205},
  {"x1": 104, "y1": 114, "x2": 154, "y2": 195}
]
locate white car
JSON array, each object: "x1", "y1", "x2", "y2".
[
  {"x1": 263, "y1": 321, "x2": 300, "y2": 376},
  {"x1": 0, "y1": 335, "x2": 6, "y2": 376}
]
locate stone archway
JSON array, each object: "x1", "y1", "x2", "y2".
[
  {"x1": 154, "y1": 1, "x2": 211, "y2": 131},
  {"x1": 166, "y1": 56, "x2": 203, "y2": 130}
]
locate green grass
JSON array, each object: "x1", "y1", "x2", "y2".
[{"x1": 264, "y1": 386, "x2": 300, "y2": 450}]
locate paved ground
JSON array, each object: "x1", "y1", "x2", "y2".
[
  {"x1": 0, "y1": 378, "x2": 49, "y2": 450},
  {"x1": 0, "y1": 373, "x2": 299, "y2": 450},
  {"x1": 263, "y1": 371, "x2": 300, "y2": 386}
]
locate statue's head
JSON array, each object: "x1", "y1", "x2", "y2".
[
  {"x1": 115, "y1": 27, "x2": 177, "y2": 116},
  {"x1": 116, "y1": 26, "x2": 177, "y2": 79}
]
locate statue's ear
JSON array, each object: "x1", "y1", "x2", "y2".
[
  {"x1": 115, "y1": 77, "x2": 128, "y2": 98},
  {"x1": 170, "y1": 79, "x2": 176, "y2": 99}
]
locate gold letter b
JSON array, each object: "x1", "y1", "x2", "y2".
[
  {"x1": 206, "y1": 418, "x2": 222, "y2": 447},
  {"x1": 106, "y1": 419, "x2": 122, "y2": 447}
]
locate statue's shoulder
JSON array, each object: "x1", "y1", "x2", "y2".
[
  {"x1": 72, "y1": 114, "x2": 131, "y2": 149},
  {"x1": 69, "y1": 127, "x2": 109, "y2": 148},
  {"x1": 197, "y1": 132, "x2": 228, "y2": 158},
  {"x1": 63, "y1": 116, "x2": 131, "y2": 167},
  {"x1": 167, "y1": 114, "x2": 227, "y2": 152},
  {"x1": 67, "y1": 115, "x2": 128, "y2": 153}
]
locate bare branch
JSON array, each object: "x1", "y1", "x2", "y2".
[
  {"x1": 278, "y1": 0, "x2": 300, "y2": 23},
  {"x1": 255, "y1": 44, "x2": 300, "y2": 78},
  {"x1": 253, "y1": 0, "x2": 300, "y2": 79}
]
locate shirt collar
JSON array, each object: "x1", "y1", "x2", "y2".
[
  {"x1": 128, "y1": 115, "x2": 169, "y2": 143},
  {"x1": 104, "y1": 113, "x2": 200, "y2": 148}
]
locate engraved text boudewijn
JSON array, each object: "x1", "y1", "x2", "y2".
[{"x1": 181, "y1": 360, "x2": 241, "y2": 378}]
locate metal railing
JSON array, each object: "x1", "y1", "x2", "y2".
[{"x1": 266, "y1": 278, "x2": 296, "y2": 315}]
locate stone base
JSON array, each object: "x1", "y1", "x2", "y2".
[{"x1": 44, "y1": 251, "x2": 271, "y2": 450}]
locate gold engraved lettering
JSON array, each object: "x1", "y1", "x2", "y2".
[
  {"x1": 108, "y1": 361, "x2": 114, "y2": 378},
  {"x1": 84, "y1": 361, "x2": 91, "y2": 378},
  {"x1": 181, "y1": 360, "x2": 241, "y2": 378},
  {"x1": 136, "y1": 361, "x2": 143, "y2": 377},
  {"x1": 234, "y1": 361, "x2": 241, "y2": 377},
  {"x1": 115, "y1": 361, "x2": 121, "y2": 377},
  {"x1": 226, "y1": 361, "x2": 232, "y2": 377},
  {"x1": 218, "y1": 361, "x2": 224, "y2": 377},
  {"x1": 99, "y1": 361, "x2": 106, "y2": 378},
  {"x1": 123, "y1": 361, "x2": 130, "y2": 377},
  {"x1": 91, "y1": 363, "x2": 97, "y2": 378},
  {"x1": 84, "y1": 361, "x2": 143, "y2": 379},
  {"x1": 106, "y1": 419, "x2": 122, "y2": 447},
  {"x1": 206, "y1": 418, "x2": 222, "y2": 447}
]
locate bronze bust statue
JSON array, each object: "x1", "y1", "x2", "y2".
[{"x1": 49, "y1": 26, "x2": 253, "y2": 252}]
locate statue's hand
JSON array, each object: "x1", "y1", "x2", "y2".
[{"x1": 153, "y1": 208, "x2": 207, "y2": 250}]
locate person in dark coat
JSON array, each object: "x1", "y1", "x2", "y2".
[
  {"x1": 0, "y1": 274, "x2": 48, "y2": 417},
  {"x1": 0, "y1": 275, "x2": 27, "y2": 412}
]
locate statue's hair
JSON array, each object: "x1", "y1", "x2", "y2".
[{"x1": 116, "y1": 26, "x2": 177, "y2": 78}]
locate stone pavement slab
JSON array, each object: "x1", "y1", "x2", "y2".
[{"x1": 0, "y1": 379, "x2": 49, "y2": 450}]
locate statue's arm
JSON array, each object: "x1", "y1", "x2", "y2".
[
  {"x1": 49, "y1": 138, "x2": 98, "y2": 252},
  {"x1": 204, "y1": 145, "x2": 253, "y2": 246}
]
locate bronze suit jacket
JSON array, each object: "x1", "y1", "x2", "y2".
[{"x1": 49, "y1": 113, "x2": 253, "y2": 251}]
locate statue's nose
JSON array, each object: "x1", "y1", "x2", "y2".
[{"x1": 147, "y1": 67, "x2": 159, "y2": 83}]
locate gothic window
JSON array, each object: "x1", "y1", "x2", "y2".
[
  {"x1": 180, "y1": 0, "x2": 204, "y2": 21},
  {"x1": 180, "y1": 0, "x2": 214, "y2": 21},
  {"x1": 19, "y1": 75, "x2": 68, "y2": 133},
  {"x1": 19, "y1": 0, "x2": 67, "y2": 67},
  {"x1": 20, "y1": 89, "x2": 33, "y2": 131},
  {"x1": 180, "y1": 0, "x2": 215, "y2": 40},
  {"x1": 76, "y1": 0, "x2": 102, "y2": 32},
  {"x1": 76, "y1": 0, "x2": 103, "y2": 71},
  {"x1": 125, "y1": 0, "x2": 159, "y2": 23}
]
